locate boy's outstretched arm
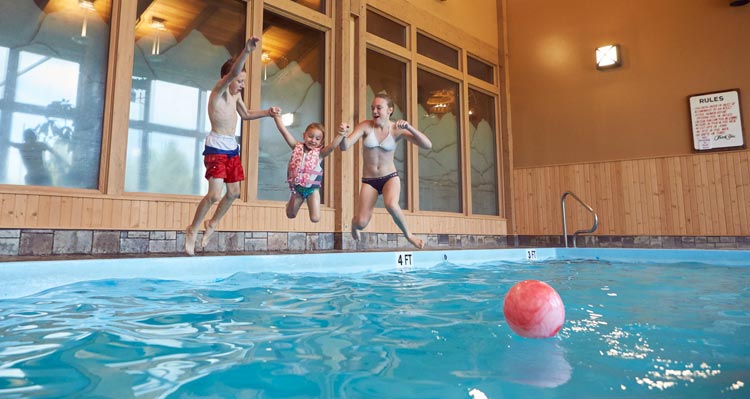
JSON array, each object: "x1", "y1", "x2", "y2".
[
  {"x1": 230, "y1": 37, "x2": 259, "y2": 76},
  {"x1": 216, "y1": 37, "x2": 259, "y2": 94},
  {"x1": 237, "y1": 103, "x2": 279, "y2": 121}
]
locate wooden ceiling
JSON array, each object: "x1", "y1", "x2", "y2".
[
  {"x1": 135, "y1": 0, "x2": 246, "y2": 55},
  {"x1": 33, "y1": 0, "x2": 324, "y2": 75},
  {"x1": 135, "y1": 0, "x2": 322, "y2": 65}
]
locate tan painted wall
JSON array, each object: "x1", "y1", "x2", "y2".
[{"x1": 507, "y1": 0, "x2": 750, "y2": 168}]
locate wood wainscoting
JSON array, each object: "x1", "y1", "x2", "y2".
[
  {"x1": 0, "y1": 192, "x2": 506, "y2": 236},
  {"x1": 513, "y1": 151, "x2": 750, "y2": 237}
]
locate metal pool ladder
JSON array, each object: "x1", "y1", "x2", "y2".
[{"x1": 561, "y1": 191, "x2": 599, "y2": 247}]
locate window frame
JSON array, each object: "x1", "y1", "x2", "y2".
[{"x1": 364, "y1": 6, "x2": 504, "y2": 218}]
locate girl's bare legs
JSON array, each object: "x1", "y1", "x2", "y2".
[
  {"x1": 185, "y1": 178, "x2": 226, "y2": 255},
  {"x1": 351, "y1": 183, "x2": 378, "y2": 240},
  {"x1": 306, "y1": 190, "x2": 321, "y2": 223},
  {"x1": 382, "y1": 176, "x2": 424, "y2": 249},
  {"x1": 286, "y1": 193, "x2": 305, "y2": 219}
]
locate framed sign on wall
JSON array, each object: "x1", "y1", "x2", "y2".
[{"x1": 688, "y1": 89, "x2": 744, "y2": 152}]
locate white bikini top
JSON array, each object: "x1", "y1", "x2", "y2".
[{"x1": 363, "y1": 123, "x2": 397, "y2": 152}]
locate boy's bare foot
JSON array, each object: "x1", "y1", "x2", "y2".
[
  {"x1": 185, "y1": 225, "x2": 197, "y2": 256},
  {"x1": 201, "y1": 220, "x2": 216, "y2": 246},
  {"x1": 351, "y1": 224, "x2": 361, "y2": 241},
  {"x1": 406, "y1": 234, "x2": 424, "y2": 249}
]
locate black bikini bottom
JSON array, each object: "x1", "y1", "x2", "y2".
[{"x1": 362, "y1": 172, "x2": 398, "y2": 195}]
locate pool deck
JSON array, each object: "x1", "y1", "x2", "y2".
[{"x1": 1, "y1": 248, "x2": 749, "y2": 299}]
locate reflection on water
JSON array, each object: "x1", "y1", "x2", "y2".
[
  {"x1": 500, "y1": 338, "x2": 572, "y2": 388},
  {"x1": 0, "y1": 261, "x2": 748, "y2": 398}
]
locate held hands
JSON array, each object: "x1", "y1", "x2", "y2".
[
  {"x1": 268, "y1": 106, "x2": 281, "y2": 117},
  {"x1": 246, "y1": 36, "x2": 261, "y2": 52},
  {"x1": 338, "y1": 123, "x2": 351, "y2": 136}
]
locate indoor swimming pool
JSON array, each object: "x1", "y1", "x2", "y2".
[{"x1": 0, "y1": 248, "x2": 748, "y2": 398}]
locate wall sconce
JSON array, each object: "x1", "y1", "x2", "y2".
[
  {"x1": 596, "y1": 44, "x2": 621, "y2": 70},
  {"x1": 78, "y1": 0, "x2": 95, "y2": 38},
  {"x1": 281, "y1": 112, "x2": 294, "y2": 127},
  {"x1": 151, "y1": 17, "x2": 166, "y2": 55}
]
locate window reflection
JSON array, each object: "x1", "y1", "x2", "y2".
[
  {"x1": 418, "y1": 70, "x2": 462, "y2": 213},
  {"x1": 468, "y1": 56, "x2": 494, "y2": 84},
  {"x1": 0, "y1": 0, "x2": 111, "y2": 189},
  {"x1": 295, "y1": 0, "x2": 325, "y2": 13},
  {"x1": 125, "y1": 0, "x2": 245, "y2": 195},
  {"x1": 258, "y1": 11, "x2": 325, "y2": 201},
  {"x1": 7, "y1": 112, "x2": 73, "y2": 186},
  {"x1": 146, "y1": 132, "x2": 197, "y2": 194},
  {"x1": 0, "y1": 47, "x2": 7, "y2": 101},
  {"x1": 366, "y1": 49, "x2": 407, "y2": 209},
  {"x1": 125, "y1": 129, "x2": 144, "y2": 191},
  {"x1": 469, "y1": 89, "x2": 498, "y2": 215},
  {"x1": 417, "y1": 33, "x2": 459, "y2": 69},
  {"x1": 367, "y1": 9, "x2": 406, "y2": 47},
  {"x1": 150, "y1": 80, "x2": 199, "y2": 130},
  {"x1": 16, "y1": 52, "x2": 79, "y2": 107}
]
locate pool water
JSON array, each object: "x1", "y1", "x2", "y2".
[{"x1": 0, "y1": 258, "x2": 748, "y2": 398}]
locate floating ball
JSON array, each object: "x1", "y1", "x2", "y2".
[{"x1": 503, "y1": 280, "x2": 565, "y2": 338}]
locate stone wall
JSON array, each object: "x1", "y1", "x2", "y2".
[
  {"x1": 2, "y1": 229, "x2": 749, "y2": 259},
  {"x1": 0, "y1": 229, "x2": 510, "y2": 258},
  {"x1": 516, "y1": 235, "x2": 750, "y2": 249}
]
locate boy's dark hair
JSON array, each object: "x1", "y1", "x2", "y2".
[{"x1": 221, "y1": 58, "x2": 234, "y2": 77}]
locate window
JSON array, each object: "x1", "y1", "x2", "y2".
[
  {"x1": 417, "y1": 32, "x2": 458, "y2": 69},
  {"x1": 125, "y1": 0, "x2": 245, "y2": 195},
  {"x1": 0, "y1": 46, "x2": 7, "y2": 101},
  {"x1": 366, "y1": 49, "x2": 407, "y2": 209},
  {"x1": 367, "y1": 9, "x2": 406, "y2": 47},
  {"x1": 258, "y1": 11, "x2": 325, "y2": 201},
  {"x1": 468, "y1": 56, "x2": 494, "y2": 84},
  {"x1": 296, "y1": 0, "x2": 325, "y2": 14},
  {"x1": 469, "y1": 89, "x2": 498, "y2": 215},
  {"x1": 417, "y1": 70, "x2": 461, "y2": 213},
  {"x1": 0, "y1": 0, "x2": 111, "y2": 189}
]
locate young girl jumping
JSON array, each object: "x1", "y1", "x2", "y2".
[{"x1": 272, "y1": 115, "x2": 349, "y2": 222}]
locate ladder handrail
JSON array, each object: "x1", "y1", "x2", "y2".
[{"x1": 561, "y1": 191, "x2": 599, "y2": 248}]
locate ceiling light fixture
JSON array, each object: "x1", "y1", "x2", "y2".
[
  {"x1": 261, "y1": 51, "x2": 271, "y2": 80},
  {"x1": 151, "y1": 17, "x2": 166, "y2": 55},
  {"x1": 78, "y1": 0, "x2": 95, "y2": 37}
]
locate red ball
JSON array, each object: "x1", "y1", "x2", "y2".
[{"x1": 503, "y1": 280, "x2": 565, "y2": 338}]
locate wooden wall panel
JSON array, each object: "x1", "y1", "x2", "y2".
[
  {"x1": 0, "y1": 189, "x2": 508, "y2": 235},
  {"x1": 513, "y1": 151, "x2": 750, "y2": 236}
]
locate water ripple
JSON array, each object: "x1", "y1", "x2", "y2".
[{"x1": 0, "y1": 262, "x2": 747, "y2": 398}]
